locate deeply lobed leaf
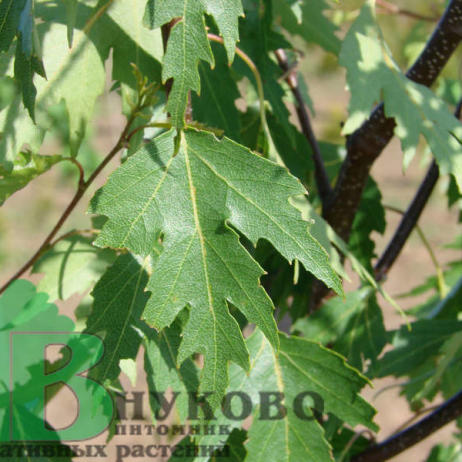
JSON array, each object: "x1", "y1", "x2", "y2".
[
  {"x1": 143, "y1": 0, "x2": 243, "y2": 127},
  {"x1": 90, "y1": 128, "x2": 342, "y2": 405},
  {"x1": 294, "y1": 287, "x2": 387, "y2": 372},
  {"x1": 373, "y1": 320, "x2": 462, "y2": 378},
  {"x1": 186, "y1": 329, "x2": 377, "y2": 462},
  {"x1": 86, "y1": 254, "x2": 150, "y2": 383},
  {"x1": 340, "y1": 0, "x2": 462, "y2": 189},
  {"x1": 273, "y1": 0, "x2": 341, "y2": 55},
  {"x1": 143, "y1": 317, "x2": 200, "y2": 423},
  {"x1": 0, "y1": 152, "x2": 62, "y2": 205}
]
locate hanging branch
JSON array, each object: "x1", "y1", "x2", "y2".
[
  {"x1": 351, "y1": 389, "x2": 462, "y2": 462},
  {"x1": 274, "y1": 48, "x2": 333, "y2": 204},
  {"x1": 309, "y1": 0, "x2": 462, "y2": 309},
  {"x1": 323, "y1": 0, "x2": 462, "y2": 242},
  {"x1": 374, "y1": 167, "x2": 439, "y2": 280}
]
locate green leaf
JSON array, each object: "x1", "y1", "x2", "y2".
[
  {"x1": 239, "y1": 107, "x2": 263, "y2": 151},
  {"x1": 0, "y1": 408, "x2": 74, "y2": 461},
  {"x1": 1, "y1": 0, "x2": 162, "y2": 169},
  {"x1": 104, "y1": 0, "x2": 163, "y2": 85},
  {"x1": 293, "y1": 288, "x2": 387, "y2": 371},
  {"x1": 10, "y1": 0, "x2": 46, "y2": 121},
  {"x1": 340, "y1": 1, "x2": 462, "y2": 189},
  {"x1": 0, "y1": 22, "x2": 105, "y2": 169},
  {"x1": 171, "y1": 429, "x2": 248, "y2": 461},
  {"x1": 63, "y1": 0, "x2": 78, "y2": 47},
  {"x1": 440, "y1": 350, "x2": 462, "y2": 404},
  {"x1": 424, "y1": 276, "x2": 462, "y2": 320},
  {"x1": 36, "y1": 0, "x2": 163, "y2": 90},
  {"x1": 202, "y1": 0, "x2": 244, "y2": 62},
  {"x1": 13, "y1": 38, "x2": 45, "y2": 121},
  {"x1": 221, "y1": 429, "x2": 247, "y2": 462},
  {"x1": 255, "y1": 191, "x2": 391, "y2": 326},
  {"x1": 192, "y1": 329, "x2": 377, "y2": 462},
  {"x1": 267, "y1": 112, "x2": 314, "y2": 187},
  {"x1": 402, "y1": 263, "x2": 462, "y2": 319},
  {"x1": 291, "y1": 193, "x2": 380, "y2": 288},
  {"x1": 349, "y1": 177, "x2": 386, "y2": 270},
  {"x1": 191, "y1": 44, "x2": 241, "y2": 141},
  {"x1": 329, "y1": 426, "x2": 371, "y2": 461},
  {"x1": 296, "y1": 70, "x2": 315, "y2": 115},
  {"x1": 17, "y1": 0, "x2": 33, "y2": 56},
  {"x1": 245, "y1": 332, "x2": 377, "y2": 458},
  {"x1": 414, "y1": 331, "x2": 462, "y2": 401},
  {"x1": 0, "y1": 279, "x2": 74, "y2": 334},
  {"x1": 8, "y1": 0, "x2": 46, "y2": 121},
  {"x1": 90, "y1": 128, "x2": 342, "y2": 405},
  {"x1": 427, "y1": 444, "x2": 462, "y2": 462},
  {"x1": 0, "y1": 75, "x2": 16, "y2": 111},
  {"x1": 0, "y1": 91, "x2": 41, "y2": 172},
  {"x1": 374, "y1": 320, "x2": 462, "y2": 378},
  {"x1": 143, "y1": 0, "x2": 243, "y2": 127},
  {"x1": 0, "y1": 0, "x2": 27, "y2": 53},
  {"x1": 143, "y1": 317, "x2": 200, "y2": 423},
  {"x1": 86, "y1": 254, "x2": 149, "y2": 383},
  {"x1": 0, "y1": 280, "x2": 74, "y2": 448},
  {"x1": 0, "y1": 151, "x2": 63, "y2": 205},
  {"x1": 36, "y1": 23, "x2": 105, "y2": 155},
  {"x1": 238, "y1": 0, "x2": 292, "y2": 140},
  {"x1": 273, "y1": 0, "x2": 341, "y2": 55},
  {"x1": 215, "y1": 428, "x2": 247, "y2": 461},
  {"x1": 395, "y1": 278, "x2": 462, "y2": 404},
  {"x1": 119, "y1": 358, "x2": 137, "y2": 386},
  {"x1": 32, "y1": 235, "x2": 116, "y2": 301},
  {"x1": 447, "y1": 175, "x2": 462, "y2": 222}
]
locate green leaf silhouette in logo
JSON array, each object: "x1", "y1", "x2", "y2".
[{"x1": 0, "y1": 280, "x2": 75, "y2": 455}]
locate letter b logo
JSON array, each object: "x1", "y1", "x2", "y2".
[{"x1": 9, "y1": 332, "x2": 114, "y2": 441}]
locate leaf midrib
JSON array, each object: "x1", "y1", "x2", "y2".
[{"x1": 184, "y1": 141, "x2": 218, "y2": 390}]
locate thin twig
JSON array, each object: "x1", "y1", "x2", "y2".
[
  {"x1": 82, "y1": 0, "x2": 115, "y2": 35},
  {"x1": 67, "y1": 157, "x2": 85, "y2": 189},
  {"x1": 0, "y1": 0, "x2": 118, "y2": 287},
  {"x1": 49, "y1": 228, "x2": 100, "y2": 247},
  {"x1": 376, "y1": 0, "x2": 439, "y2": 22},
  {"x1": 351, "y1": 389, "x2": 462, "y2": 462},
  {"x1": 274, "y1": 48, "x2": 333, "y2": 204},
  {"x1": 374, "y1": 99, "x2": 462, "y2": 282},
  {"x1": 380, "y1": 204, "x2": 449, "y2": 297},
  {"x1": 126, "y1": 121, "x2": 171, "y2": 142},
  {"x1": 391, "y1": 404, "x2": 441, "y2": 435},
  {"x1": 0, "y1": 114, "x2": 136, "y2": 296},
  {"x1": 373, "y1": 353, "x2": 462, "y2": 400}
]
